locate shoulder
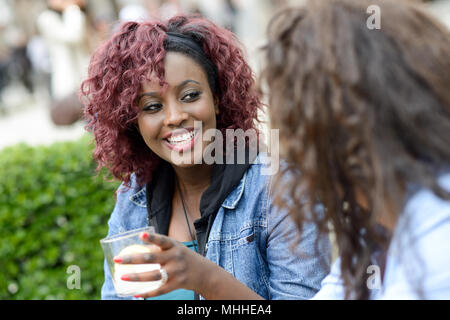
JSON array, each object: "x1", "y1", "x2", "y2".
[
  {"x1": 244, "y1": 151, "x2": 288, "y2": 190},
  {"x1": 399, "y1": 173, "x2": 450, "y2": 238},
  {"x1": 381, "y1": 173, "x2": 450, "y2": 299},
  {"x1": 393, "y1": 173, "x2": 450, "y2": 257},
  {"x1": 108, "y1": 174, "x2": 148, "y2": 232},
  {"x1": 236, "y1": 152, "x2": 284, "y2": 209},
  {"x1": 115, "y1": 174, "x2": 146, "y2": 205}
]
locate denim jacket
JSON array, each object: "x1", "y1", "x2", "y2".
[{"x1": 101, "y1": 153, "x2": 331, "y2": 299}]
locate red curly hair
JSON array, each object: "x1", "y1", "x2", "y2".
[{"x1": 81, "y1": 15, "x2": 262, "y2": 187}]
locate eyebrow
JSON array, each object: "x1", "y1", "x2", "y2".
[{"x1": 138, "y1": 79, "x2": 201, "y2": 101}]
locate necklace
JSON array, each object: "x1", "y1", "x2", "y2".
[{"x1": 175, "y1": 178, "x2": 199, "y2": 253}]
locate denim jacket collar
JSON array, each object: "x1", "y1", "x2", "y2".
[
  {"x1": 129, "y1": 187, "x2": 147, "y2": 208},
  {"x1": 220, "y1": 171, "x2": 247, "y2": 209},
  {"x1": 128, "y1": 170, "x2": 248, "y2": 210}
]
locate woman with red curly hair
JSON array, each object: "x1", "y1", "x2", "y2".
[{"x1": 82, "y1": 15, "x2": 330, "y2": 300}]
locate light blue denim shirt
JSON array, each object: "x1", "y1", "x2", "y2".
[{"x1": 101, "y1": 154, "x2": 331, "y2": 299}]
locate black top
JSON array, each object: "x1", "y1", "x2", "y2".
[{"x1": 145, "y1": 149, "x2": 256, "y2": 257}]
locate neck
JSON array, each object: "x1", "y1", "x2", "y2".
[{"x1": 172, "y1": 163, "x2": 214, "y2": 198}]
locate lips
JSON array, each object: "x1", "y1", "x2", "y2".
[
  {"x1": 162, "y1": 128, "x2": 198, "y2": 152},
  {"x1": 163, "y1": 127, "x2": 194, "y2": 140},
  {"x1": 166, "y1": 130, "x2": 196, "y2": 144}
]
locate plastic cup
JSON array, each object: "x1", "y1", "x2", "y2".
[{"x1": 100, "y1": 226, "x2": 163, "y2": 297}]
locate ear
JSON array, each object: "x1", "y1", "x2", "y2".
[{"x1": 214, "y1": 96, "x2": 219, "y2": 115}]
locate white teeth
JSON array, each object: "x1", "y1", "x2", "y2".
[{"x1": 167, "y1": 131, "x2": 195, "y2": 144}]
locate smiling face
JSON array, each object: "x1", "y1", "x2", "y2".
[{"x1": 137, "y1": 52, "x2": 219, "y2": 168}]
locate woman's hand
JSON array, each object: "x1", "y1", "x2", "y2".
[
  {"x1": 113, "y1": 231, "x2": 264, "y2": 299},
  {"x1": 113, "y1": 231, "x2": 211, "y2": 298}
]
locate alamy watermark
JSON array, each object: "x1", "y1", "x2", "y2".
[
  {"x1": 367, "y1": 5, "x2": 381, "y2": 30},
  {"x1": 67, "y1": 265, "x2": 81, "y2": 290},
  {"x1": 167, "y1": 121, "x2": 280, "y2": 176},
  {"x1": 367, "y1": 264, "x2": 382, "y2": 290}
]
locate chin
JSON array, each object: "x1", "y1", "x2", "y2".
[{"x1": 165, "y1": 152, "x2": 201, "y2": 168}]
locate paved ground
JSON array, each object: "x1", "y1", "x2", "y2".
[{"x1": 0, "y1": 86, "x2": 85, "y2": 150}]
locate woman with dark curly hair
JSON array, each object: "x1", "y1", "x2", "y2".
[
  {"x1": 82, "y1": 15, "x2": 330, "y2": 300},
  {"x1": 262, "y1": 0, "x2": 450, "y2": 299}
]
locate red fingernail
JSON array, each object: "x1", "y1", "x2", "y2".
[
  {"x1": 134, "y1": 294, "x2": 142, "y2": 298},
  {"x1": 113, "y1": 257, "x2": 123, "y2": 263},
  {"x1": 141, "y1": 232, "x2": 149, "y2": 240},
  {"x1": 121, "y1": 275, "x2": 130, "y2": 281}
]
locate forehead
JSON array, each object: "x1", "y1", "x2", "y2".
[{"x1": 142, "y1": 52, "x2": 209, "y2": 91}]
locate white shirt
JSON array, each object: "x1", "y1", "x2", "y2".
[
  {"x1": 313, "y1": 174, "x2": 450, "y2": 299},
  {"x1": 37, "y1": 5, "x2": 89, "y2": 99}
]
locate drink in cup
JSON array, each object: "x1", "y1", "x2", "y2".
[{"x1": 100, "y1": 226, "x2": 163, "y2": 297}]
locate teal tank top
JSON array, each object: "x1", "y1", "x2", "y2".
[{"x1": 145, "y1": 240, "x2": 197, "y2": 300}]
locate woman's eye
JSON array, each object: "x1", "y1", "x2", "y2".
[
  {"x1": 182, "y1": 91, "x2": 201, "y2": 102},
  {"x1": 143, "y1": 103, "x2": 163, "y2": 112}
]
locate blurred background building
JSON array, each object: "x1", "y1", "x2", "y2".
[{"x1": 0, "y1": 0, "x2": 449, "y2": 149}]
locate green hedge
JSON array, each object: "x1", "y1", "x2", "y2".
[{"x1": 0, "y1": 135, "x2": 120, "y2": 299}]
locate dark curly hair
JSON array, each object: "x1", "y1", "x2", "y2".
[
  {"x1": 81, "y1": 15, "x2": 261, "y2": 186},
  {"x1": 261, "y1": 0, "x2": 450, "y2": 299}
]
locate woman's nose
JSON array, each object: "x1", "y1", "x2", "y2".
[{"x1": 163, "y1": 102, "x2": 189, "y2": 127}]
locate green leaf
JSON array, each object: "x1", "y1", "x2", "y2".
[{"x1": 0, "y1": 134, "x2": 120, "y2": 299}]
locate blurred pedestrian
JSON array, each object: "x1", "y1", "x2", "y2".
[{"x1": 37, "y1": 0, "x2": 90, "y2": 125}]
